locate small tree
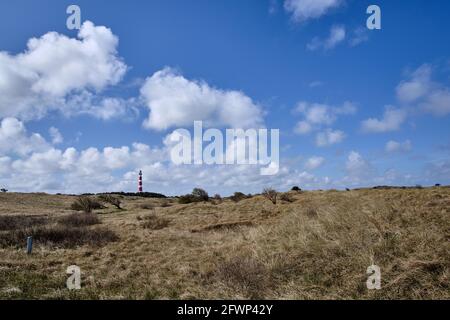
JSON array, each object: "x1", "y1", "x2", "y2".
[
  {"x1": 291, "y1": 186, "x2": 301, "y2": 192},
  {"x1": 262, "y1": 188, "x2": 277, "y2": 205},
  {"x1": 230, "y1": 192, "x2": 247, "y2": 202},
  {"x1": 192, "y1": 188, "x2": 209, "y2": 201},
  {"x1": 0, "y1": 188, "x2": 7, "y2": 193}
]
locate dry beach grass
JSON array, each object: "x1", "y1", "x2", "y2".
[{"x1": 0, "y1": 188, "x2": 449, "y2": 299}]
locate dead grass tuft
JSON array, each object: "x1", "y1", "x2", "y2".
[
  {"x1": 140, "y1": 213, "x2": 170, "y2": 230},
  {"x1": 215, "y1": 255, "x2": 270, "y2": 299}
]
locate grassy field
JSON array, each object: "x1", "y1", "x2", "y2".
[{"x1": 0, "y1": 187, "x2": 449, "y2": 300}]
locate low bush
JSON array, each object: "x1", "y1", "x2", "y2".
[
  {"x1": 58, "y1": 213, "x2": 101, "y2": 227},
  {"x1": 0, "y1": 225, "x2": 118, "y2": 249},
  {"x1": 70, "y1": 197, "x2": 104, "y2": 213},
  {"x1": 178, "y1": 188, "x2": 209, "y2": 204},
  {"x1": 0, "y1": 215, "x2": 48, "y2": 231}
]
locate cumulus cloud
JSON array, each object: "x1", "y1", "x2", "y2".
[
  {"x1": 0, "y1": 21, "x2": 127, "y2": 120},
  {"x1": 284, "y1": 0, "x2": 343, "y2": 23},
  {"x1": 304, "y1": 156, "x2": 325, "y2": 170},
  {"x1": 385, "y1": 140, "x2": 412, "y2": 153},
  {"x1": 293, "y1": 101, "x2": 354, "y2": 146},
  {"x1": 140, "y1": 68, "x2": 264, "y2": 131},
  {"x1": 49, "y1": 127, "x2": 63, "y2": 144},
  {"x1": 294, "y1": 101, "x2": 356, "y2": 132},
  {"x1": 396, "y1": 64, "x2": 450, "y2": 116},
  {"x1": 397, "y1": 65, "x2": 432, "y2": 103},
  {"x1": 0, "y1": 118, "x2": 334, "y2": 195},
  {"x1": 343, "y1": 151, "x2": 374, "y2": 183},
  {"x1": 307, "y1": 25, "x2": 346, "y2": 51},
  {"x1": 0, "y1": 117, "x2": 50, "y2": 156},
  {"x1": 316, "y1": 129, "x2": 345, "y2": 147},
  {"x1": 361, "y1": 106, "x2": 407, "y2": 133}
]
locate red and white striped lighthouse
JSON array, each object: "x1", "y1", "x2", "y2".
[{"x1": 138, "y1": 170, "x2": 143, "y2": 193}]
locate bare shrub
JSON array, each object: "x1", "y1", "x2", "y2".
[
  {"x1": 141, "y1": 214, "x2": 170, "y2": 230},
  {"x1": 70, "y1": 197, "x2": 104, "y2": 213},
  {"x1": 58, "y1": 213, "x2": 100, "y2": 227},
  {"x1": 262, "y1": 188, "x2": 277, "y2": 204},
  {"x1": 0, "y1": 225, "x2": 118, "y2": 248},
  {"x1": 215, "y1": 255, "x2": 269, "y2": 299},
  {"x1": 0, "y1": 215, "x2": 48, "y2": 231},
  {"x1": 98, "y1": 194, "x2": 122, "y2": 209}
]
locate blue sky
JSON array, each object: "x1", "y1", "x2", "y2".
[{"x1": 0, "y1": 0, "x2": 449, "y2": 195}]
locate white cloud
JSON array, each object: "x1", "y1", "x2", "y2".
[
  {"x1": 385, "y1": 140, "x2": 412, "y2": 153},
  {"x1": 304, "y1": 156, "x2": 325, "y2": 170},
  {"x1": 421, "y1": 89, "x2": 450, "y2": 116},
  {"x1": 344, "y1": 151, "x2": 374, "y2": 183},
  {"x1": 0, "y1": 118, "x2": 335, "y2": 195},
  {"x1": 349, "y1": 27, "x2": 369, "y2": 47},
  {"x1": 294, "y1": 121, "x2": 313, "y2": 134},
  {"x1": 0, "y1": 117, "x2": 50, "y2": 156},
  {"x1": 294, "y1": 101, "x2": 356, "y2": 126},
  {"x1": 49, "y1": 127, "x2": 63, "y2": 144},
  {"x1": 284, "y1": 0, "x2": 343, "y2": 23},
  {"x1": 140, "y1": 68, "x2": 264, "y2": 131},
  {"x1": 0, "y1": 21, "x2": 127, "y2": 120},
  {"x1": 307, "y1": 25, "x2": 346, "y2": 51},
  {"x1": 293, "y1": 101, "x2": 355, "y2": 140},
  {"x1": 316, "y1": 129, "x2": 345, "y2": 147},
  {"x1": 361, "y1": 106, "x2": 407, "y2": 133},
  {"x1": 296, "y1": 102, "x2": 336, "y2": 125},
  {"x1": 309, "y1": 81, "x2": 324, "y2": 88},
  {"x1": 396, "y1": 64, "x2": 432, "y2": 103},
  {"x1": 396, "y1": 64, "x2": 450, "y2": 116},
  {"x1": 64, "y1": 92, "x2": 139, "y2": 121}
]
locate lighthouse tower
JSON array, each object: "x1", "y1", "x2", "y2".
[{"x1": 138, "y1": 170, "x2": 143, "y2": 193}]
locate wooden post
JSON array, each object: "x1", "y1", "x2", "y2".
[{"x1": 26, "y1": 236, "x2": 33, "y2": 254}]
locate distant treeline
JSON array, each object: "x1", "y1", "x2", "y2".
[{"x1": 80, "y1": 192, "x2": 167, "y2": 198}]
